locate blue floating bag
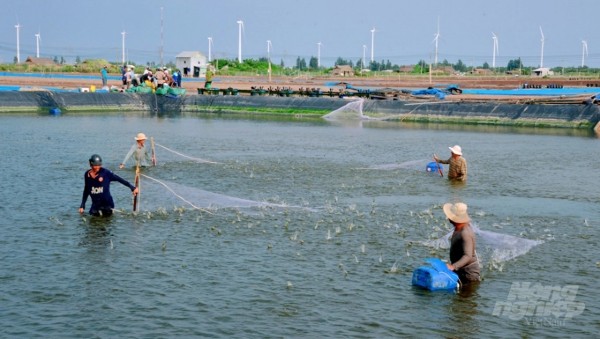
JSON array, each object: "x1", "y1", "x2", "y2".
[
  {"x1": 412, "y1": 258, "x2": 459, "y2": 291},
  {"x1": 426, "y1": 161, "x2": 442, "y2": 173}
]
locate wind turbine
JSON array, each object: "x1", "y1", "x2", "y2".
[
  {"x1": 317, "y1": 42, "x2": 322, "y2": 68},
  {"x1": 35, "y1": 32, "x2": 41, "y2": 58},
  {"x1": 121, "y1": 31, "x2": 126, "y2": 65},
  {"x1": 362, "y1": 44, "x2": 366, "y2": 70},
  {"x1": 15, "y1": 23, "x2": 21, "y2": 63},
  {"x1": 160, "y1": 7, "x2": 164, "y2": 67},
  {"x1": 492, "y1": 32, "x2": 499, "y2": 68},
  {"x1": 267, "y1": 40, "x2": 272, "y2": 81},
  {"x1": 432, "y1": 18, "x2": 440, "y2": 66},
  {"x1": 539, "y1": 26, "x2": 545, "y2": 68},
  {"x1": 237, "y1": 20, "x2": 244, "y2": 63},
  {"x1": 208, "y1": 37, "x2": 213, "y2": 62},
  {"x1": 581, "y1": 40, "x2": 588, "y2": 67},
  {"x1": 370, "y1": 27, "x2": 376, "y2": 63}
]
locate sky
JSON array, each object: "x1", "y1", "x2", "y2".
[{"x1": 1, "y1": 0, "x2": 599, "y2": 68}]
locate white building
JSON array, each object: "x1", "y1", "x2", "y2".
[
  {"x1": 532, "y1": 67, "x2": 554, "y2": 77},
  {"x1": 175, "y1": 51, "x2": 208, "y2": 77}
]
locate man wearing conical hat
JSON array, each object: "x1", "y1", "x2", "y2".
[
  {"x1": 120, "y1": 132, "x2": 155, "y2": 169},
  {"x1": 434, "y1": 145, "x2": 467, "y2": 181},
  {"x1": 444, "y1": 202, "x2": 481, "y2": 283}
]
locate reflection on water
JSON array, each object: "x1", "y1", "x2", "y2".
[{"x1": 1, "y1": 114, "x2": 599, "y2": 338}]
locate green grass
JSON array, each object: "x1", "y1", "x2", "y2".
[{"x1": 187, "y1": 105, "x2": 330, "y2": 116}]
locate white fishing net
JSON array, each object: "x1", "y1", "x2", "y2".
[{"x1": 422, "y1": 224, "x2": 544, "y2": 271}]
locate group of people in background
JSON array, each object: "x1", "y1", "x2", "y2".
[{"x1": 121, "y1": 65, "x2": 182, "y2": 90}]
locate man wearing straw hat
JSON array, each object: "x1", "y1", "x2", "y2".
[
  {"x1": 443, "y1": 202, "x2": 481, "y2": 283},
  {"x1": 433, "y1": 145, "x2": 467, "y2": 181},
  {"x1": 120, "y1": 132, "x2": 155, "y2": 169}
]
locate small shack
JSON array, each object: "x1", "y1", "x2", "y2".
[
  {"x1": 331, "y1": 65, "x2": 354, "y2": 77},
  {"x1": 175, "y1": 51, "x2": 208, "y2": 78},
  {"x1": 532, "y1": 67, "x2": 554, "y2": 77}
]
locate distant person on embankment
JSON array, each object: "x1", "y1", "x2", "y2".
[
  {"x1": 434, "y1": 145, "x2": 467, "y2": 181},
  {"x1": 100, "y1": 65, "x2": 108, "y2": 88},
  {"x1": 204, "y1": 67, "x2": 213, "y2": 89},
  {"x1": 120, "y1": 133, "x2": 155, "y2": 169}
]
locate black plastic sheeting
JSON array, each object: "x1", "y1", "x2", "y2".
[
  {"x1": 1, "y1": 92, "x2": 598, "y2": 127},
  {"x1": 181, "y1": 95, "x2": 348, "y2": 112},
  {"x1": 0, "y1": 92, "x2": 151, "y2": 111},
  {"x1": 362, "y1": 100, "x2": 600, "y2": 125}
]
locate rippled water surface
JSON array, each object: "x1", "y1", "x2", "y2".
[{"x1": 1, "y1": 113, "x2": 599, "y2": 338}]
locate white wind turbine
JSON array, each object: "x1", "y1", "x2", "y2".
[
  {"x1": 121, "y1": 31, "x2": 126, "y2": 65},
  {"x1": 432, "y1": 18, "x2": 440, "y2": 66},
  {"x1": 35, "y1": 32, "x2": 41, "y2": 58},
  {"x1": 267, "y1": 40, "x2": 272, "y2": 82},
  {"x1": 492, "y1": 32, "x2": 499, "y2": 68},
  {"x1": 208, "y1": 37, "x2": 213, "y2": 62},
  {"x1": 581, "y1": 40, "x2": 588, "y2": 67},
  {"x1": 236, "y1": 20, "x2": 244, "y2": 63},
  {"x1": 362, "y1": 44, "x2": 366, "y2": 70},
  {"x1": 539, "y1": 26, "x2": 545, "y2": 68},
  {"x1": 370, "y1": 27, "x2": 376, "y2": 63},
  {"x1": 15, "y1": 23, "x2": 21, "y2": 63},
  {"x1": 317, "y1": 42, "x2": 322, "y2": 68}
]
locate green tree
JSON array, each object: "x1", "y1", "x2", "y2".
[
  {"x1": 295, "y1": 57, "x2": 307, "y2": 70},
  {"x1": 507, "y1": 58, "x2": 523, "y2": 71},
  {"x1": 309, "y1": 56, "x2": 318, "y2": 69},
  {"x1": 453, "y1": 59, "x2": 467, "y2": 72}
]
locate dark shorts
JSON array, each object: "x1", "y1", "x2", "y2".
[{"x1": 90, "y1": 207, "x2": 113, "y2": 217}]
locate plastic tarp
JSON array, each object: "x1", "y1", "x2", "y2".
[{"x1": 411, "y1": 88, "x2": 446, "y2": 99}]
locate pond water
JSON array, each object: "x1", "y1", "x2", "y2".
[{"x1": 1, "y1": 112, "x2": 599, "y2": 338}]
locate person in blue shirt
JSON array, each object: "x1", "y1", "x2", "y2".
[
  {"x1": 79, "y1": 154, "x2": 138, "y2": 216},
  {"x1": 101, "y1": 65, "x2": 108, "y2": 87}
]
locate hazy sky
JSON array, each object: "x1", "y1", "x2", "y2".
[{"x1": 1, "y1": 0, "x2": 598, "y2": 68}]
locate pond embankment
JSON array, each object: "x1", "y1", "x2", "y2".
[{"x1": 1, "y1": 91, "x2": 598, "y2": 130}]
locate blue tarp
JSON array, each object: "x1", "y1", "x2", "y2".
[
  {"x1": 411, "y1": 88, "x2": 446, "y2": 99},
  {"x1": 462, "y1": 87, "x2": 600, "y2": 96}
]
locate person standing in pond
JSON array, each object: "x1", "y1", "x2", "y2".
[
  {"x1": 120, "y1": 133, "x2": 155, "y2": 169},
  {"x1": 434, "y1": 145, "x2": 467, "y2": 181},
  {"x1": 443, "y1": 202, "x2": 481, "y2": 283},
  {"x1": 80, "y1": 154, "x2": 138, "y2": 216}
]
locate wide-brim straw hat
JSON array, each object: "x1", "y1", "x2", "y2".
[
  {"x1": 443, "y1": 202, "x2": 471, "y2": 223},
  {"x1": 449, "y1": 145, "x2": 462, "y2": 156},
  {"x1": 135, "y1": 132, "x2": 147, "y2": 141}
]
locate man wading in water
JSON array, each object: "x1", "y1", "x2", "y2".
[
  {"x1": 434, "y1": 145, "x2": 467, "y2": 181},
  {"x1": 80, "y1": 154, "x2": 138, "y2": 216}
]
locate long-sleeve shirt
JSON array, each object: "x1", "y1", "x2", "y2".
[
  {"x1": 449, "y1": 224, "x2": 480, "y2": 281},
  {"x1": 121, "y1": 144, "x2": 151, "y2": 168},
  {"x1": 80, "y1": 168, "x2": 135, "y2": 213},
  {"x1": 438, "y1": 156, "x2": 467, "y2": 181}
]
